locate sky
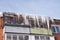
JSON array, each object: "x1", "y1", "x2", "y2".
[{"x1": 0, "y1": 0, "x2": 60, "y2": 19}]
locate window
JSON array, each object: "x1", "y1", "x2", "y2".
[
  {"x1": 40, "y1": 36, "x2": 45, "y2": 40},
  {"x1": 7, "y1": 34, "x2": 11, "y2": 40},
  {"x1": 26, "y1": 16, "x2": 35, "y2": 28},
  {"x1": 38, "y1": 17, "x2": 42, "y2": 27},
  {"x1": 3, "y1": 13, "x2": 17, "y2": 25},
  {"x1": 35, "y1": 35, "x2": 51, "y2": 40},
  {"x1": 24, "y1": 36, "x2": 29, "y2": 40},
  {"x1": 4, "y1": 16, "x2": 15, "y2": 24},
  {"x1": 43, "y1": 21, "x2": 47, "y2": 28},
  {"x1": 18, "y1": 15, "x2": 24, "y2": 25},
  {"x1": 52, "y1": 25, "x2": 60, "y2": 33},
  {"x1": 13, "y1": 35, "x2": 17, "y2": 40},
  {"x1": 56, "y1": 26, "x2": 60, "y2": 33},
  {"x1": 46, "y1": 36, "x2": 50, "y2": 40},
  {"x1": 35, "y1": 36, "x2": 39, "y2": 40},
  {"x1": 9, "y1": 17, "x2": 14, "y2": 24},
  {"x1": 5, "y1": 34, "x2": 29, "y2": 40},
  {"x1": 52, "y1": 26, "x2": 56, "y2": 32},
  {"x1": 4, "y1": 17, "x2": 11, "y2": 24},
  {"x1": 19, "y1": 35, "x2": 29, "y2": 40},
  {"x1": 35, "y1": 19, "x2": 39, "y2": 28},
  {"x1": 19, "y1": 35, "x2": 23, "y2": 40}
]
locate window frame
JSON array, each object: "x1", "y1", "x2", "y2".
[
  {"x1": 4, "y1": 33, "x2": 29, "y2": 40},
  {"x1": 51, "y1": 25, "x2": 60, "y2": 33}
]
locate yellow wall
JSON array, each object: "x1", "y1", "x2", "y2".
[{"x1": 31, "y1": 28, "x2": 52, "y2": 35}]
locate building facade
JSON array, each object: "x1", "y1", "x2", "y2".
[
  {"x1": 51, "y1": 19, "x2": 60, "y2": 40},
  {"x1": 0, "y1": 12, "x2": 57, "y2": 40}
]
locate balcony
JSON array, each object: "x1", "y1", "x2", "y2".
[{"x1": 30, "y1": 28, "x2": 52, "y2": 35}]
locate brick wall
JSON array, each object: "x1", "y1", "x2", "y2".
[{"x1": 0, "y1": 17, "x2": 3, "y2": 40}]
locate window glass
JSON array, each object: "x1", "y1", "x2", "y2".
[
  {"x1": 24, "y1": 36, "x2": 29, "y2": 40},
  {"x1": 35, "y1": 36, "x2": 39, "y2": 40},
  {"x1": 10, "y1": 17, "x2": 14, "y2": 24},
  {"x1": 46, "y1": 36, "x2": 50, "y2": 40},
  {"x1": 4, "y1": 13, "x2": 17, "y2": 24},
  {"x1": 7, "y1": 34, "x2": 11, "y2": 40},
  {"x1": 59, "y1": 27, "x2": 60, "y2": 33},
  {"x1": 5, "y1": 17, "x2": 11, "y2": 24},
  {"x1": 52, "y1": 25, "x2": 60, "y2": 33},
  {"x1": 19, "y1": 35, "x2": 23, "y2": 40},
  {"x1": 43, "y1": 21, "x2": 47, "y2": 28},
  {"x1": 35, "y1": 19, "x2": 39, "y2": 28},
  {"x1": 38, "y1": 17, "x2": 42, "y2": 28},
  {"x1": 18, "y1": 15, "x2": 24, "y2": 24},
  {"x1": 40, "y1": 36, "x2": 45, "y2": 40},
  {"x1": 52, "y1": 26, "x2": 56, "y2": 32},
  {"x1": 13, "y1": 35, "x2": 17, "y2": 40},
  {"x1": 26, "y1": 16, "x2": 35, "y2": 28},
  {"x1": 4, "y1": 17, "x2": 8, "y2": 23},
  {"x1": 13, "y1": 17, "x2": 16, "y2": 24},
  {"x1": 4, "y1": 16, "x2": 14, "y2": 24},
  {"x1": 56, "y1": 26, "x2": 60, "y2": 33}
]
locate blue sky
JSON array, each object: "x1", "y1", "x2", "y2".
[{"x1": 0, "y1": 0, "x2": 60, "y2": 19}]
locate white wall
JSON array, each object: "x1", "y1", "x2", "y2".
[{"x1": 4, "y1": 26, "x2": 30, "y2": 33}]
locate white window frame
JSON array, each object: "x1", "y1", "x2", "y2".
[
  {"x1": 4, "y1": 33, "x2": 55, "y2": 40},
  {"x1": 4, "y1": 33, "x2": 29, "y2": 40},
  {"x1": 35, "y1": 35, "x2": 50, "y2": 40},
  {"x1": 51, "y1": 25, "x2": 60, "y2": 33}
]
